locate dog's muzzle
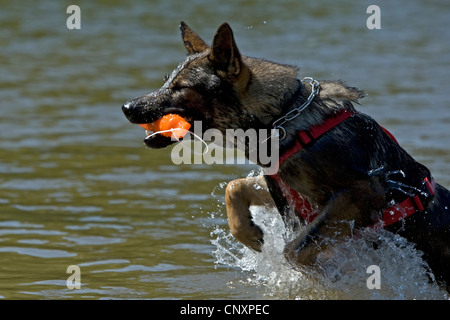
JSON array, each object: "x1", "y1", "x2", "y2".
[{"x1": 121, "y1": 99, "x2": 179, "y2": 149}]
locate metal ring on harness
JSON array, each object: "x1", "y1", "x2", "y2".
[{"x1": 272, "y1": 126, "x2": 287, "y2": 141}]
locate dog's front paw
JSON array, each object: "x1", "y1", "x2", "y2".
[{"x1": 230, "y1": 222, "x2": 264, "y2": 252}]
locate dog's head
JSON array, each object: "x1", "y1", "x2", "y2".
[
  {"x1": 122, "y1": 22, "x2": 365, "y2": 150},
  {"x1": 122, "y1": 22, "x2": 254, "y2": 149}
]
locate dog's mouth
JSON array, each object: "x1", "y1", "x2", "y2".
[
  {"x1": 138, "y1": 112, "x2": 195, "y2": 149},
  {"x1": 141, "y1": 128, "x2": 176, "y2": 149},
  {"x1": 122, "y1": 101, "x2": 206, "y2": 149}
]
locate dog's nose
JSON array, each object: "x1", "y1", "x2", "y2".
[{"x1": 121, "y1": 101, "x2": 134, "y2": 119}]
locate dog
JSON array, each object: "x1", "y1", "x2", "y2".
[{"x1": 122, "y1": 22, "x2": 450, "y2": 291}]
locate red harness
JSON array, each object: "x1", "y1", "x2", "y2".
[{"x1": 269, "y1": 109, "x2": 435, "y2": 228}]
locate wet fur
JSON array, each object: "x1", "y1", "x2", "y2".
[{"x1": 122, "y1": 22, "x2": 450, "y2": 291}]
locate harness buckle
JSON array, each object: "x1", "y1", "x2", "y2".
[{"x1": 412, "y1": 176, "x2": 435, "y2": 211}]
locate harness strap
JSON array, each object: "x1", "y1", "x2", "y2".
[
  {"x1": 269, "y1": 109, "x2": 434, "y2": 229},
  {"x1": 278, "y1": 109, "x2": 356, "y2": 167},
  {"x1": 377, "y1": 176, "x2": 435, "y2": 228},
  {"x1": 269, "y1": 109, "x2": 356, "y2": 224},
  {"x1": 268, "y1": 174, "x2": 318, "y2": 224}
]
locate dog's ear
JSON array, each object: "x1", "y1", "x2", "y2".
[
  {"x1": 209, "y1": 23, "x2": 243, "y2": 76},
  {"x1": 180, "y1": 21, "x2": 209, "y2": 54}
]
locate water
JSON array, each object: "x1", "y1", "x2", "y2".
[
  {"x1": 212, "y1": 202, "x2": 448, "y2": 300},
  {"x1": 1, "y1": 0, "x2": 449, "y2": 299}
]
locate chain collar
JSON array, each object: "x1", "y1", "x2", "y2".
[{"x1": 272, "y1": 77, "x2": 320, "y2": 140}]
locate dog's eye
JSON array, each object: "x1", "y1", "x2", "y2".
[{"x1": 170, "y1": 81, "x2": 190, "y2": 91}]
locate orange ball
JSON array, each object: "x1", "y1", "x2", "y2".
[{"x1": 139, "y1": 114, "x2": 191, "y2": 139}]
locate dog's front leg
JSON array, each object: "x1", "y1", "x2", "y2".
[
  {"x1": 283, "y1": 189, "x2": 361, "y2": 266},
  {"x1": 225, "y1": 176, "x2": 276, "y2": 251}
]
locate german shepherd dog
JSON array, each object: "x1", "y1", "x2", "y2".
[{"x1": 122, "y1": 22, "x2": 450, "y2": 291}]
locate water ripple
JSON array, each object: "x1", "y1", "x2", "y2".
[{"x1": 0, "y1": 246, "x2": 76, "y2": 258}]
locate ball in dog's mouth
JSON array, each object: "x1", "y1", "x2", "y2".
[{"x1": 139, "y1": 113, "x2": 192, "y2": 149}]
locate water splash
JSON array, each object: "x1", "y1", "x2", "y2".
[{"x1": 209, "y1": 183, "x2": 448, "y2": 299}]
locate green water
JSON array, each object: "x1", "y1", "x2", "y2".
[{"x1": 0, "y1": 0, "x2": 449, "y2": 299}]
